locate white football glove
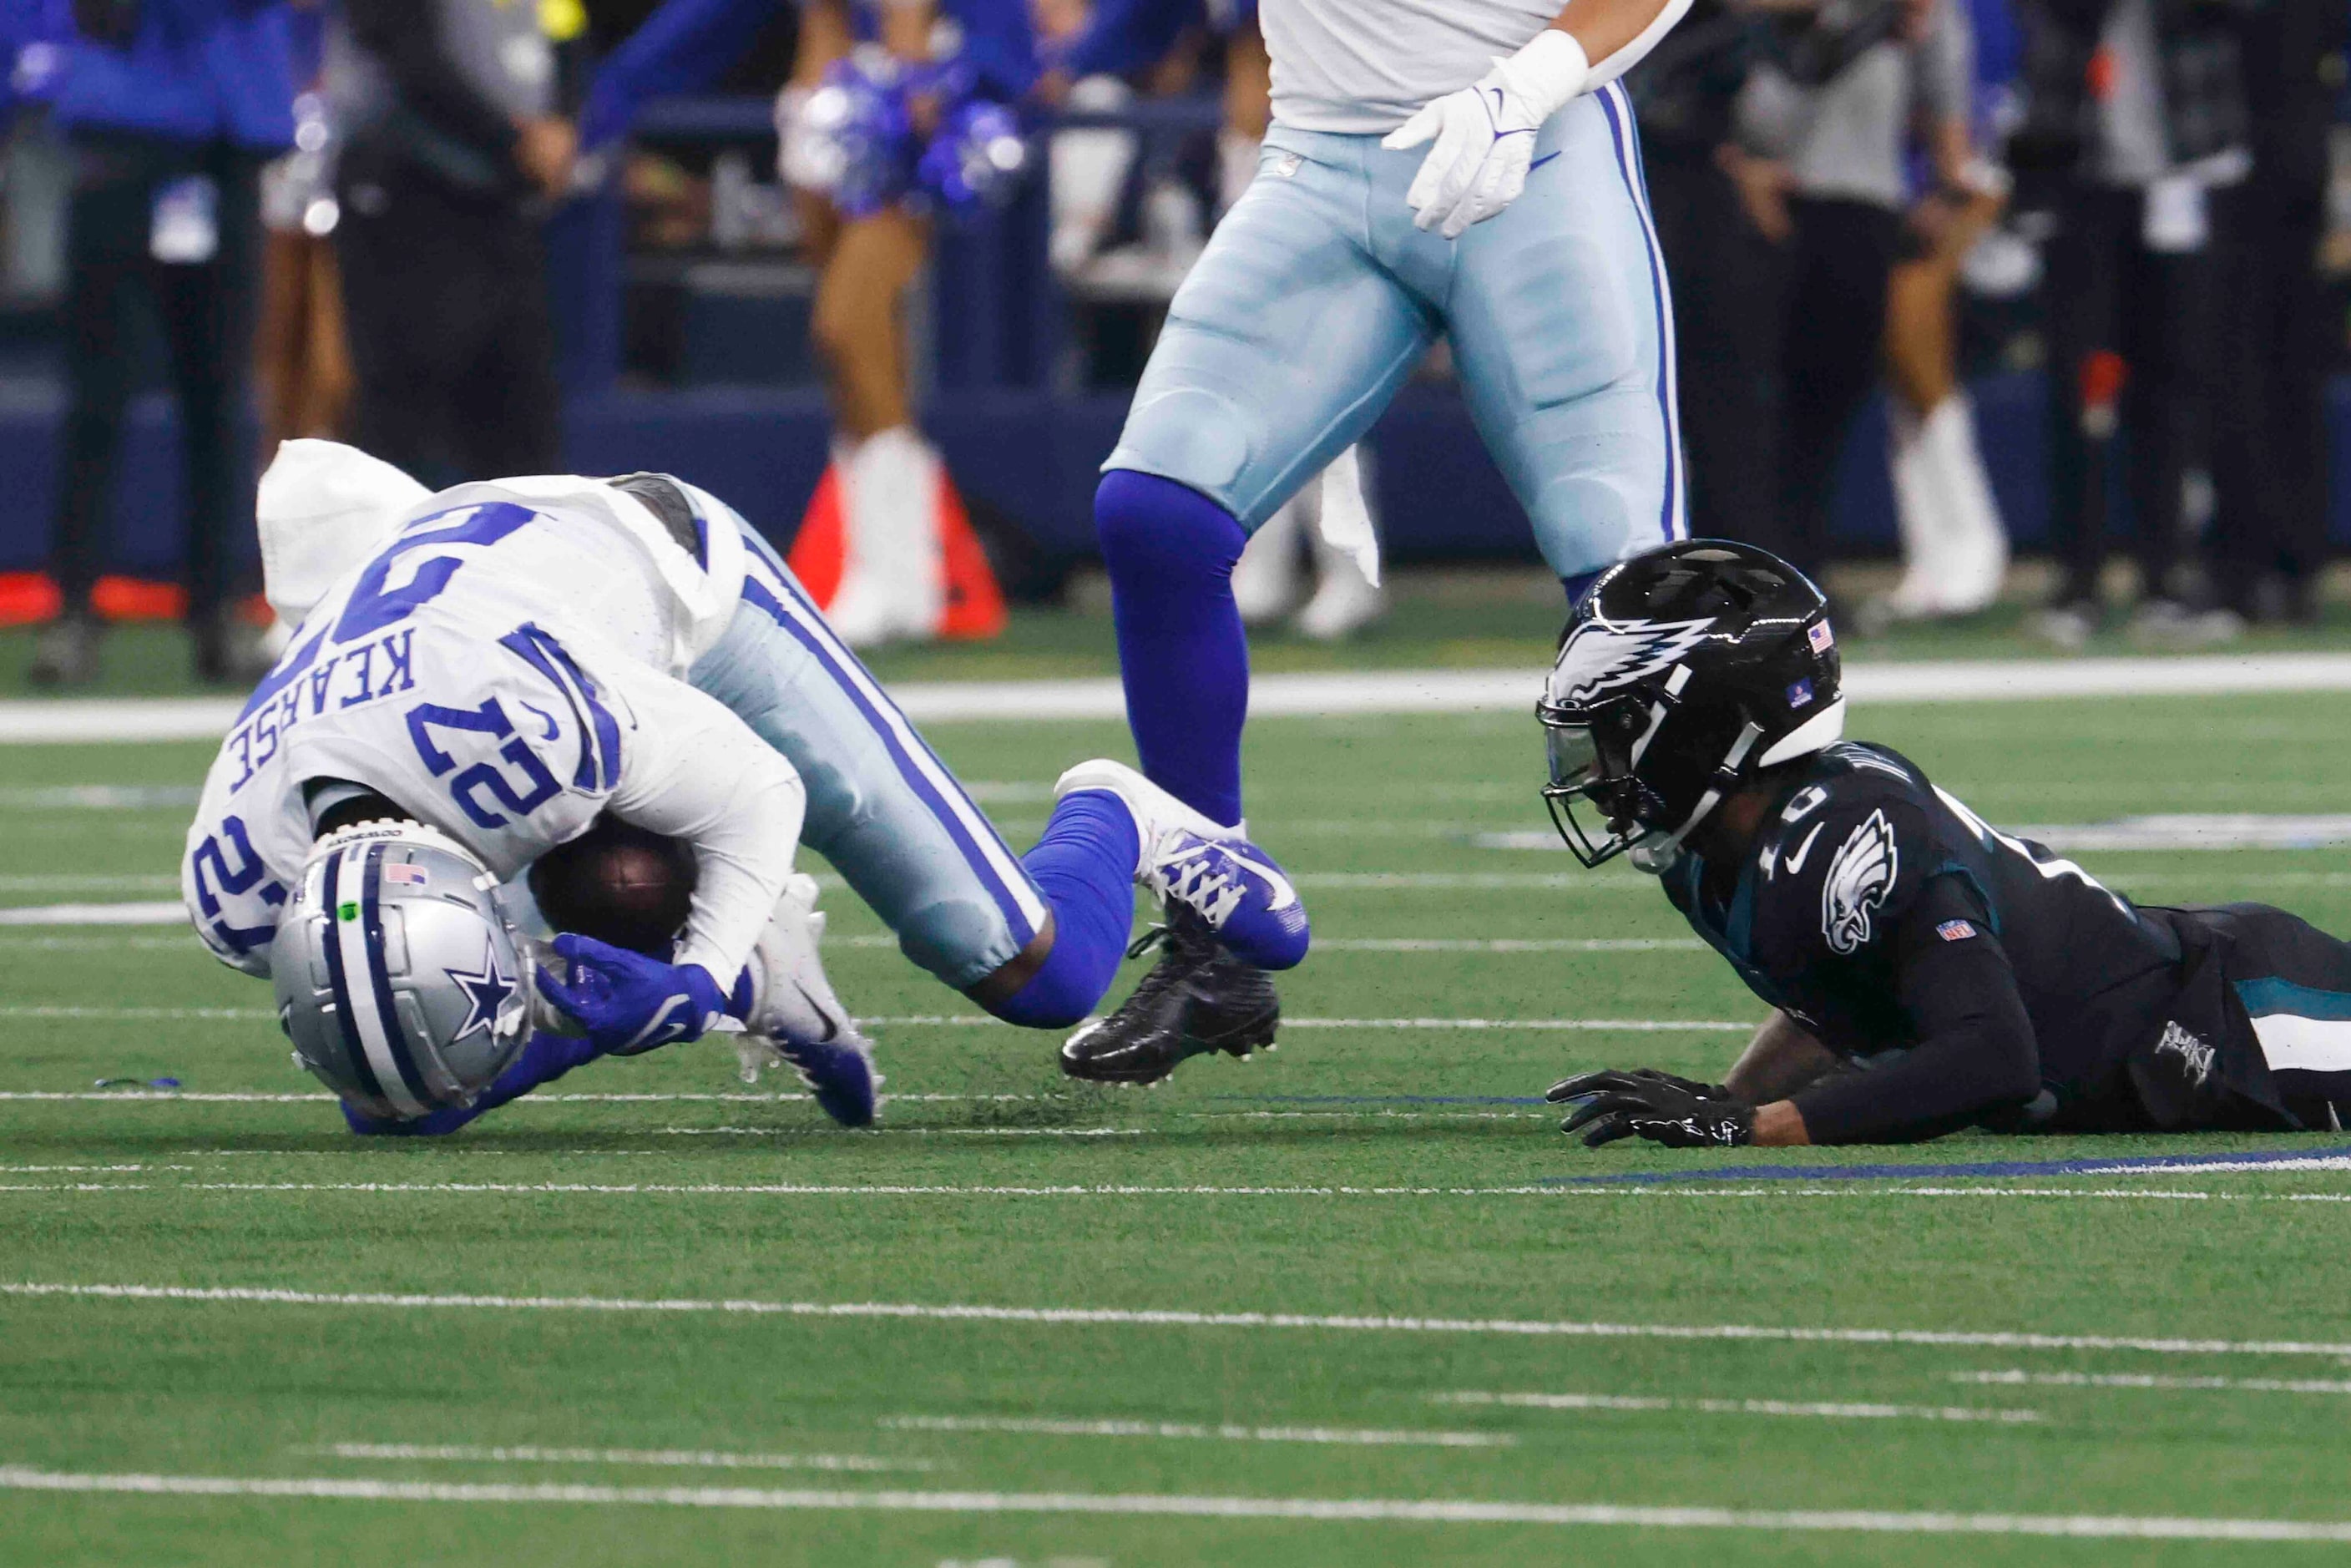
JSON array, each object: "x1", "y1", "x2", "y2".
[
  {"x1": 1381, "y1": 30, "x2": 1590, "y2": 240},
  {"x1": 729, "y1": 873, "x2": 871, "y2": 1085}
]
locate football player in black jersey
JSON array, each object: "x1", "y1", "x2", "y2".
[{"x1": 1538, "y1": 540, "x2": 2351, "y2": 1149}]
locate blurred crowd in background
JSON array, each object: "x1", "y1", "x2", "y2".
[{"x1": 0, "y1": 0, "x2": 2347, "y2": 687}]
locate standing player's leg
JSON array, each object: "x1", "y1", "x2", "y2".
[
  {"x1": 1431, "y1": 85, "x2": 1682, "y2": 594},
  {"x1": 1098, "y1": 130, "x2": 1437, "y2": 830},
  {"x1": 1081, "y1": 130, "x2": 1435, "y2": 1081}
]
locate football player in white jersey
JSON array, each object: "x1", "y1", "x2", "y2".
[
  {"x1": 185, "y1": 442, "x2": 1307, "y2": 1133},
  {"x1": 1073, "y1": 0, "x2": 1695, "y2": 1082}
]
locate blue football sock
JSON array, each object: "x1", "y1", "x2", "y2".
[
  {"x1": 990, "y1": 789, "x2": 1140, "y2": 1029},
  {"x1": 1095, "y1": 469, "x2": 1250, "y2": 827}
]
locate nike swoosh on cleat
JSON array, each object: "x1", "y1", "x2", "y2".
[
  {"x1": 792, "y1": 981, "x2": 841, "y2": 1044},
  {"x1": 1782, "y1": 822, "x2": 1826, "y2": 875},
  {"x1": 1529, "y1": 151, "x2": 1561, "y2": 171},
  {"x1": 1224, "y1": 848, "x2": 1299, "y2": 913}
]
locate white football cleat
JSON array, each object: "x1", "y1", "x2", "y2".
[
  {"x1": 1054, "y1": 759, "x2": 1310, "y2": 971},
  {"x1": 738, "y1": 873, "x2": 882, "y2": 1126}
]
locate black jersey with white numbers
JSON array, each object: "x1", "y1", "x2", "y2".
[{"x1": 1662, "y1": 742, "x2": 2208, "y2": 1131}]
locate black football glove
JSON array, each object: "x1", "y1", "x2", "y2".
[{"x1": 1546, "y1": 1068, "x2": 1755, "y2": 1149}]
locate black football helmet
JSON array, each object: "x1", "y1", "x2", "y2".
[{"x1": 1538, "y1": 540, "x2": 1844, "y2": 867}]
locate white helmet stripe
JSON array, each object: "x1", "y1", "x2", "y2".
[{"x1": 333, "y1": 843, "x2": 428, "y2": 1118}]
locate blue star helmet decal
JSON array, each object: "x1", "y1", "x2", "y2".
[{"x1": 445, "y1": 942, "x2": 515, "y2": 1041}]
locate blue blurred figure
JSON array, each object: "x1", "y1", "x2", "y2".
[{"x1": 27, "y1": 0, "x2": 299, "y2": 690}]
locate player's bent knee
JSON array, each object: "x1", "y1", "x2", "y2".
[
  {"x1": 1529, "y1": 473, "x2": 1649, "y2": 579},
  {"x1": 1095, "y1": 470, "x2": 1250, "y2": 583},
  {"x1": 980, "y1": 955, "x2": 1095, "y2": 1031},
  {"x1": 1106, "y1": 387, "x2": 1255, "y2": 502},
  {"x1": 896, "y1": 898, "x2": 1020, "y2": 993}
]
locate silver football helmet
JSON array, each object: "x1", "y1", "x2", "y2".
[{"x1": 270, "y1": 821, "x2": 532, "y2": 1120}]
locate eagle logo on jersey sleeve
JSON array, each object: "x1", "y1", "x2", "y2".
[
  {"x1": 1547, "y1": 617, "x2": 1716, "y2": 705},
  {"x1": 1820, "y1": 808, "x2": 1899, "y2": 954}
]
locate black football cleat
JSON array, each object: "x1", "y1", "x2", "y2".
[{"x1": 1060, "y1": 903, "x2": 1280, "y2": 1085}]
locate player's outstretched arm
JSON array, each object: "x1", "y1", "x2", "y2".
[
  {"x1": 1550, "y1": 883, "x2": 2042, "y2": 1147},
  {"x1": 1725, "y1": 1010, "x2": 1847, "y2": 1105},
  {"x1": 1787, "y1": 882, "x2": 2043, "y2": 1144},
  {"x1": 1381, "y1": 0, "x2": 1693, "y2": 237}
]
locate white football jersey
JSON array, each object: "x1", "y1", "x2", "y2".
[
  {"x1": 1261, "y1": 0, "x2": 1564, "y2": 133},
  {"x1": 184, "y1": 476, "x2": 801, "y2": 985}
]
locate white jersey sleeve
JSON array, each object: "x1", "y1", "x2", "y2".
[{"x1": 595, "y1": 661, "x2": 806, "y2": 983}]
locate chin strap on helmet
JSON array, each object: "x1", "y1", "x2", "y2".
[{"x1": 1654, "y1": 720, "x2": 1765, "y2": 855}]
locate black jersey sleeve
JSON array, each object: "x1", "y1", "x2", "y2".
[{"x1": 1791, "y1": 876, "x2": 2042, "y2": 1143}]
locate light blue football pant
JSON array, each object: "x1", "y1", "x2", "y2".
[
  {"x1": 1105, "y1": 82, "x2": 1686, "y2": 575},
  {"x1": 688, "y1": 516, "x2": 1048, "y2": 990}
]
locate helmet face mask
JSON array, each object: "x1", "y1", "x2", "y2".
[
  {"x1": 1536, "y1": 540, "x2": 1847, "y2": 869},
  {"x1": 1538, "y1": 696, "x2": 1663, "y2": 867}
]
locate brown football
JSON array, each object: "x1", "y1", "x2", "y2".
[{"x1": 528, "y1": 817, "x2": 698, "y2": 957}]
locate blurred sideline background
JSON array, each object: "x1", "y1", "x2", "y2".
[{"x1": 0, "y1": 0, "x2": 2348, "y2": 696}]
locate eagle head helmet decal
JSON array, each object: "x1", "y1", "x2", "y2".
[{"x1": 1546, "y1": 616, "x2": 1717, "y2": 707}]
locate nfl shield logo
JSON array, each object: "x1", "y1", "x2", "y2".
[{"x1": 1935, "y1": 919, "x2": 1978, "y2": 942}]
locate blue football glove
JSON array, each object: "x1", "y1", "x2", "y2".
[
  {"x1": 341, "y1": 1029, "x2": 601, "y2": 1137},
  {"x1": 535, "y1": 933, "x2": 729, "y2": 1058}
]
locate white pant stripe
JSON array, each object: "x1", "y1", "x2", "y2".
[
  {"x1": 744, "y1": 554, "x2": 1048, "y2": 933},
  {"x1": 2250, "y1": 1014, "x2": 2351, "y2": 1075},
  {"x1": 1601, "y1": 79, "x2": 1686, "y2": 542}
]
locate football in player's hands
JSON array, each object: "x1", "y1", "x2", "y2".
[
  {"x1": 529, "y1": 816, "x2": 697, "y2": 957},
  {"x1": 1547, "y1": 1068, "x2": 1754, "y2": 1149}
]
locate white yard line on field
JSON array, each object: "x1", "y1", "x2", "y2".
[
  {"x1": 877, "y1": 1414, "x2": 1511, "y2": 1448},
  {"x1": 0, "y1": 1006, "x2": 272, "y2": 1021},
  {"x1": 5, "y1": 1465, "x2": 2351, "y2": 1540},
  {"x1": 0, "y1": 933, "x2": 201, "y2": 949},
  {"x1": 313, "y1": 1443, "x2": 930, "y2": 1474},
  {"x1": 13, "y1": 1180, "x2": 2351, "y2": 1207},
  {"x1": 655, "y1": 1126, "x2": 1146, "y2": 1139},
  {"x1": 0, "y1": 923, "x2": 1705, "y2": 953},
  {"x1": 1433, "y1": 1391, "x2": 2040, "y2": 1424},
  {"x1": 0, "y1": 1007, "x2": 1752, "y2": 1031},
  {"x1": 15, "y1": 655, "x2": 2351, "y2": 744},
  {"x1": 15, "y1": 1280, "x2": 2351, "y2": 1358},
  {"x1": 1952, "y1": 1369, "x2": 2351, "y2": 1397},
  {"x1": 0, "y1": 902, "x2": 189, "y2": 928},
  {"x1": 839, "y1": 934, "x2": 1703, "y2": 953}
]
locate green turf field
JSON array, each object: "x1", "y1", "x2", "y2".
[{"x1": 8, "y1": 690, "x2": 2351, "y2": 1564}]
